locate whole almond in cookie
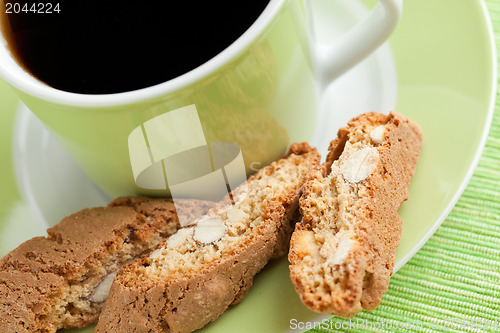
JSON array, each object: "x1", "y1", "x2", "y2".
[{"x1": 193, "y1": 217, "x2": 227, "y2": 245}]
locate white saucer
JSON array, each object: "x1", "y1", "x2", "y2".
[{"x1": 13, "y1": 107, "x2": 112, "y2": 228}]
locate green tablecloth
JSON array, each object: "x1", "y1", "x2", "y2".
[{"x1": 309, "y1": 1, "x2": 500, "y2": 332}]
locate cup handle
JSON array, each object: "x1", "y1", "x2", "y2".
[{"x1": 313, "y1": 0, "x2": 402, "y2": 86}]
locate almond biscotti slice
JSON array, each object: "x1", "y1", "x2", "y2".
[
  {"x1": 0, "y1": 197, "x2": 213, "y2": 333},
  {"x1": 289, "y1": 112, "x2": 423, "y2": 318},
  {"x1": 95, "y1": 143, "x2": 321, "y2": 333}
]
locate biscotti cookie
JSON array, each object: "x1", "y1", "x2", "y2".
[
  {"x1": 95, "y1": 143, "x2": 321, "y2": 333},
  {"x1": 0, "y1": 197, "x2": 213, "y2": 333},
  {"x1": 289, "y1": 112, "x2": 423, "y2": 318}
]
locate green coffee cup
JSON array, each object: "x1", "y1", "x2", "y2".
[{"x1": 0, "y1": 0, "x2": 401, "y2": 197}]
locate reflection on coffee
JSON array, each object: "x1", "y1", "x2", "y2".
[{"x1": 0, "y1": 1, "x2": 269, "y2": 94}]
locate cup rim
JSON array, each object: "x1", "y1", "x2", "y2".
[{"x1": 0, "y1": 0, "x2": 284, "y2": 108}]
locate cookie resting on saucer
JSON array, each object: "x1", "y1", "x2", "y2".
[
  {"x1": 289, "y1": 112, "x2": 423, "y2": 318},
  {"x1": 0, "y1": 197, "x2": 213, "y2": 333},
  {"x1": 95, "y1": 143, "x2": 321, "y2": 333}
]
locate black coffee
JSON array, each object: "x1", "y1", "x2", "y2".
[{"x1": 0, "y1": 1, "x2": 269, "y2": 94}]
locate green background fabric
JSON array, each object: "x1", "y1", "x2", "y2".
[{"x1": 307, "y1": 1, "x2": 500, "y2": 332}]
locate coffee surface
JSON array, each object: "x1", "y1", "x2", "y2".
[{"x1": 1, "y1": 1, "x2": 269, "y2": 94}]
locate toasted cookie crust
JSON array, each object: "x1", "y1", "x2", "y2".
[
  {"x1": 0, "y1": 198, "x2": 212, "y2": 333},
  {"x1": 95, "y1": 143, "x2": 321, "y2": 333},
  {"x1": 289, "y1": 112, "x2": 423, "y2": 318}
]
